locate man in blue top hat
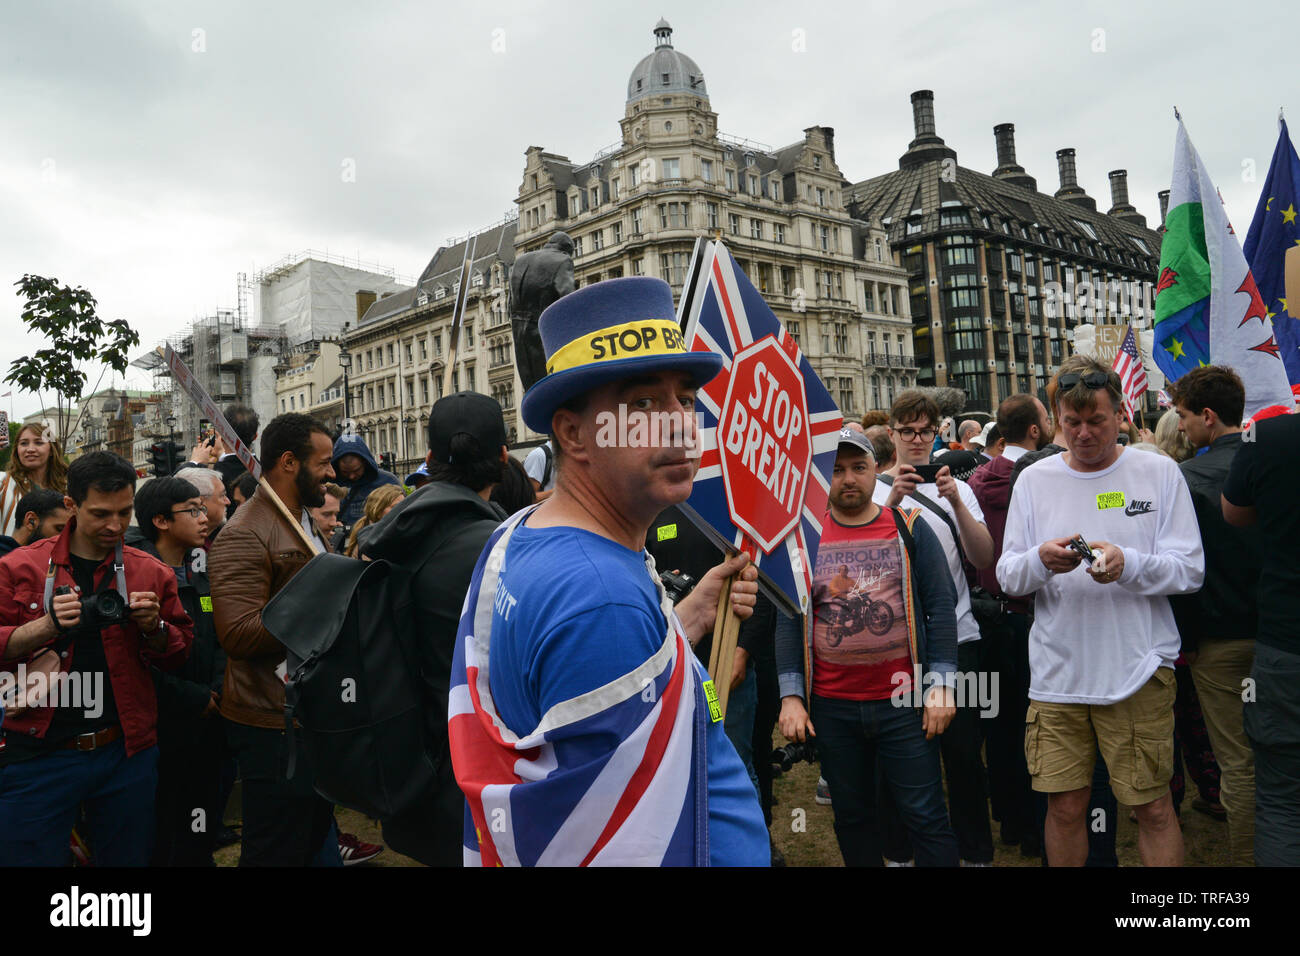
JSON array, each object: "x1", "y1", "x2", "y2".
[{"x1": 447, "y1": 276, "x2": 769, "y2": 866}]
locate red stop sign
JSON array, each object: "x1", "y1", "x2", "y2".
[{"x1": 718, "y1": 336, "x2": 811, "y2": 554}]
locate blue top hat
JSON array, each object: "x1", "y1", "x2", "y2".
[{"x1": 520, "y1": 276, "x2": 723, "y2": 434}]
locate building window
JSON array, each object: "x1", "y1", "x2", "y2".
[
  {"x1": 387, "y1": 343, "x2": 394, "y2": 364},
  {"x1": 729, "y1": 213, "x2": 740, "y2": 236},
  {"x1": 612, "y1": 221, "x2": 622, "y2": 243},
  {"x1": 816, "y1": 187, "x2": 826, "y2": 206},
  {"x1": 433, "y1": 333, "x2": 442, "y2": 355},
  {"x1": 749, "y1": 175, "x2": 759, "y2": 196},
  {"x1": 835, "y1": 323, "x2": 848, "y2": 354},
  {"x1": 781, "y1": 266, "x2": 795, "y2": 296},
  {"x1": 822, "y1": 271, "x2": 833, "y2": 299},
  {"x1": 632, "y1": 207, "x2": 644, "y2": 234},
  {"x1": 725, "y1": 168, "x2": 736, "y2": 191},
  {"x1": 574, "y1": 236, "x2": 584, "y2": 257},
  {"x1": 661, "y1": 157, "x2": 681, "y2": 179},
  {"x1": 289, "y1": 395, "x2": 295, "y2": 410},
  {"x1": 750, "y1": 219, "x2": 763, "y2": 240},
  {"x1": 820, "y1": 225, "x2": 830, "y2": 251},
  {"x1": 821, "y1": 325, "x2": 832, "y2": 354},
  {"x1": 466, "y1": 365, "x2": 475, "y2": 392},
  {"x1": 658, "y1": 202, "x2": 689, "y2": 228},
  {"x1": 788, "y1": 320, "x2": 800, "y2": 346},
  {"x1": 661, "y1": 72, "x2": 670, "y2": 85},
  {"x1": 419, "y1": 338, "x2": 427, "y2": 361},
  {"x1": 700, "y1": 159, "x2": 714, "y2": 182},
  {"x1": 757, "y1": 262, "x2": 773, "y2": 293},
  {"x1": 874, "y1": 237, "x2": 884, "y2": 261},
  {"x1": 660, "y1": 251, "x2": 689, "y2": 287},
  {"x1": 770, "y1": 179, "x2": 781, "y2": 200},
  {"x1": 591, "y1": 229, "x2": 604, "y2": 251},
  {"x1": 421, "y1": 377, "x2": 429, "y2": 404},
  {"x1": 864, "y1": 284, "x2": 875, "y2": 312},
  {"x1": 407, "y1": 380, "x2": 415, "y2": 406},
  {"x1": 632, "y1": 258, "x2": 645, "y2": 276},
  {"x1": 774, "y1": 223, "x2": 785, "y2": 244},
  {"x1": 706, "y1": 202, "x2": 719, "y2": 229},
  {"x1": 838, "y1": 377, "x2": 854, "y2": 414},
  {"x1": 611, "y1": 177, "x2": 620, "y2": 199},
  {"x1": 629, "y1": 163, "x2": 640, "y2": 187}
]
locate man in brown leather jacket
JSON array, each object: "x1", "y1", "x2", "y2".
[{"x1": 208, "y1": 413, "x2": 335, "y2": 866}]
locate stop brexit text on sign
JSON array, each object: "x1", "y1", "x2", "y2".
[{"x1": 678, "y1": 239, "x2": 843, "y2": 617}]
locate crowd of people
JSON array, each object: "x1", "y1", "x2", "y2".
[{"x1": 0, "y1": 274, "x2": 1296, "y2": 867}]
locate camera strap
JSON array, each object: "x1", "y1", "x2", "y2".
[
  {"x1": 43, "y1": 542, "x2": 128, "y2": 617},
  {"x1": 876, "y1": 473, "x2": 969, "y2": 568}
]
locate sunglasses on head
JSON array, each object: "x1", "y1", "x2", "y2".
[{"x1": 1058, "y1": 371, "x2": 1112, "y2": 390}]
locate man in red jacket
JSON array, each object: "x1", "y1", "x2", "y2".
[
  {"x1": 0, "y1": 451, "x2": 192, "y2": 866},
  {"x1": 966, "y1": 393, "x2": 1050, "y2": 856}
]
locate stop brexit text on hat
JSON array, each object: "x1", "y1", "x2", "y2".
[{"x1": 677, "y1": 239, "x2": 843, "y2": 617}]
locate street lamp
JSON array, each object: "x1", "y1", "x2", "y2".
[
  {"x1": 165, "y1": 414, "x2": 177, "y2": 474},
  {"x1": 338, "y1": 322, "x2": 352, "y2": 427}
]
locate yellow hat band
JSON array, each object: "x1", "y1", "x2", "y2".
[{"x1": 545, "y1": 318, "x2": 688, "y2": 376}]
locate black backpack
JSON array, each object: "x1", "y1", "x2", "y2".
[{"x1": 262, "y1": 554, "x2": 438, "y2": 819}]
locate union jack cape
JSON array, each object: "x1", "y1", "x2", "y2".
[
  {"x1": 447, "y1": 506, "x2": 711, "y2": 866},
  {"x1": 678, "y1": 239, "x2": 843, "y2": 618}
]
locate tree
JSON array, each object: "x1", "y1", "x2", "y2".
[{"x1": 5, "y1": 275, "x2": 140, "y2": 452}]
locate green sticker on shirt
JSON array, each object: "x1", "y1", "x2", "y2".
[
  {"x1": 702, "y1": 679, "x2": 722, "y2": 722},
  {"x1": 656, "y1": 523, "x2": 678, "y2": 542},
  {"x1": 1096, "y1": 492, "x2": 1126, "y2": 511},
  {"x1": 200, "y1": 595, "x2": 213, "y2": 613}
]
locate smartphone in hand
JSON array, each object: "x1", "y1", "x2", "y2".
[{"x1": 910, "y1": 463, "x2": 944, "y2": 483}]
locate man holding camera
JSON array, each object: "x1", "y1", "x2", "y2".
[
  {"x1": 871, "y1": 390, "x2": 996, "y2": 865},
  {"x1": 0, "y1": 452, "x2": 193, "y2": 866},
  {"x1": 997, "y1": 357, "x2": 1204, "y2": 866}
]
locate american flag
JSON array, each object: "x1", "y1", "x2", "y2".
[
  {"x1": 1112, "y1": 326, "x2": 1149, "y2": 422},
  {"x1": 448, "y1": 508, "x2": 709, "y2": 867},
  {"x1": 678, "y1": 241, "x2": 842, "y2": 618}
]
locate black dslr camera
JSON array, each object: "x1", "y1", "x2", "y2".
[
  {"x1": 771, "y1": 739, "x2": 818, "y2": 773},
  {"x1": 52, "y1": 584, "x2": 129, "y2": 631},
  {"x1": 659, "y1": 570, "x2": 696, "y2": 605}
]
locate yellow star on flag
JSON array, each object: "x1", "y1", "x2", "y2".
[
  {"x1": 1283, "y1": 204, "x2": 1298, "y2": 225},
  {"x1": 1281, "y1": 298, "x2": 1290, "y2": 314},
  {"x1": 1198, "y1": 359, "x2": 1209, "y2": 367},
  {"x1": 1165, "y1": 337, "x2": 1186, "y2": 359}
]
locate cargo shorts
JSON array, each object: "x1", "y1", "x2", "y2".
[{"x1": 1024, "y1": 667, "x2": 1176, "y2": 806}]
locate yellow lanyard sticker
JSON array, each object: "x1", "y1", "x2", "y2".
[
  {"x1": 200, "y1": 595, "x2": 213, "y2": 613},
  {"x1": 702, "y1": 679, "x2": 723, "y2": 722},
  {"x1": 657, "y1": 523, "x2": 678, "y2": 542},
  {"x1": 1096, "y1": 492, "x2": 1125, "y2": 511}
]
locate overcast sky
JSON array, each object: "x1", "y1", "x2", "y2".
[{"x1": 2, "y1": 0, "x2": 1293, "y2": 422}]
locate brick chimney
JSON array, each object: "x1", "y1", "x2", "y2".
[
  {"x1": 355, "y1": 289, "x2": 377, "y2": 322},
  {"x1": 992, "y1": 123, "x2": 1037, "y2": 191}
]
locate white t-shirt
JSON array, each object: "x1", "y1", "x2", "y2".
[
  {"x1": 996, "y1": 448, "x2": 1204, "y2": 705},
  {"x1": 872, "y1": 475, "x2": 985, "y2": 644},
  {"x1": 524, "y1": 442, "x2": 555, "y2": 492}
]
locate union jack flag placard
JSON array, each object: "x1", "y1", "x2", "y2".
[{"x1": 676, "y1": 239, "x2": 843, "y2": 617}]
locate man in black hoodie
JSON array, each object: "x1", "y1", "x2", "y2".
[
  {"x1": 0, "y1": 490, "x2": 69, "y2": 559},
  {"x1": 331, "y1": 433, "x2": 401, "y2": 532},
  {"x1": 361, "y1": 391, "x2": 508, "y2": 866}
]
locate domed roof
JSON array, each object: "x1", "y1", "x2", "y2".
[{"x1": 626, "y1": 20, "x2": 707, "y2": 105}]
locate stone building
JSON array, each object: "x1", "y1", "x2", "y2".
[
  {"x1": 513, "y1": 20, "x2": 918, "y2": 417},
  {"x1": 847, "y1": 91, "x2": 1164, "y2": 410},
  {"x1": 344, "y1": 219, "x2": 517, "y2": 475}
]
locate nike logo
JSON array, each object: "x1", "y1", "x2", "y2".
[{"x1": 1125, "y1": 500, "x2": 1154, "y2": 516}]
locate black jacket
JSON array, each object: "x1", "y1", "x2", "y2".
[
  {"x1": 1170, "y1": 433, "x2": 1261, "y2": 651},
  {"x1": 126, "y1": 529, "x2": 226, "y2": 741},
  {"x1": 362, "y1": 482, "x2": 506, "y2": 745}
]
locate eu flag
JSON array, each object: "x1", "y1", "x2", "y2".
[{"x1": 1244, "y1": 119, "x2": 1300, "y2": 384}]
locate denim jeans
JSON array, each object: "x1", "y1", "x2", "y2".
[
  {"x1": 1244, "y1": 642, "x2": 1300, "y2": 866},
  {"x1": 0, "y1": 740, "x2": 158, "y2": 866},
  {"x1": 812, "y1": 693, "x2": 958, "y2": 867},
  {"x1": 724, "y1": 667, "x2": 760, "y2": 801}
]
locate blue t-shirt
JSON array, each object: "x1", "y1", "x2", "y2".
[{"x1": 487, "y1": 517, "x2": 769, "y2": 866}]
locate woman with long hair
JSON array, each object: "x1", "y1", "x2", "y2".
[
  {"x1": 343, "y1": 483, "x2": 406, "y2": 557},
  {"x1": 0, "y1": 424, "x2": 69, "y2": 536}
]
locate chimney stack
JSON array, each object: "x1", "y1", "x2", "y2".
[
  {"x1": 899, "y1": 90, "x2": 957, "y2": 170},
  {"x1": 1107, "y1": 169, "x2": 1148, "y2": 227},
  {"x1": 992, "y1": 123, "x2": 1037, "y2": 191},
  {"x1": 911, "y1": 90, "x2": 936, "y2": 138},
  {"x1": 1054, "y1": 148, "x2": 1096, "y2": 211}
]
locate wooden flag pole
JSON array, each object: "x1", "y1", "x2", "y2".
[
  {"x1": 705, "y1": 574, "x2": 731, "y2": 680},
  {"x1": 441, "y1": 236, "x2": 478, "y2": 398},
  {"x1": 712, "y1": 581, "x2": 743, "y2": 720},
  {"x1": 157, "y1": 346, "x2": 319, "y2": 555}
]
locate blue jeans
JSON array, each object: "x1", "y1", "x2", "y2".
[
  {"x1": 0, "y1": 740, "x2": 158, "y2": 866},
  {"x1": 724, "y1": 667, "x2": 760, "y2": 801},
  {"x1": 812, "y1": 694, "x2": 958, "y2": 867}
]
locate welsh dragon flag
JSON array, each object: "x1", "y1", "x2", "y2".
[{"x1": 1153, "y1": 120, "x2": 1294, "y2": 418}]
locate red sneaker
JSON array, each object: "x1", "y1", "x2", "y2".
[{"x1": 338, "y1": 831, "x2": 384, "y2": 866}]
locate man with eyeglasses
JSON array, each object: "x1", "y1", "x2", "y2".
[
  {"x1": 998, "y1": 356, "x2": 1204, "y2": 866},
  {"x1": 131, "y1": 477, "x2": 226, "y2": 865},
  {"x1": 872, "y1": 390, "x2": 996, "y2": 866},
  {"x1": 175, "y1": 467, "x2": 231, "y2": 547}
]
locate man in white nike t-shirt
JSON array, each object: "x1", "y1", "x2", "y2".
[{"x1": 997, "y1": 357, "x2": 1204, "y2": 867}]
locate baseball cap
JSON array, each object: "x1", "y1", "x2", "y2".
[
  {"x1": 837, "y1": 427, "x2": 876, "y2": 460},
  {"x1": 974, "y1": 421, "x2": 996, "y2": 448},
  {"x1": 428, "y1": 391, "x2": 508, "y2": 464}
]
